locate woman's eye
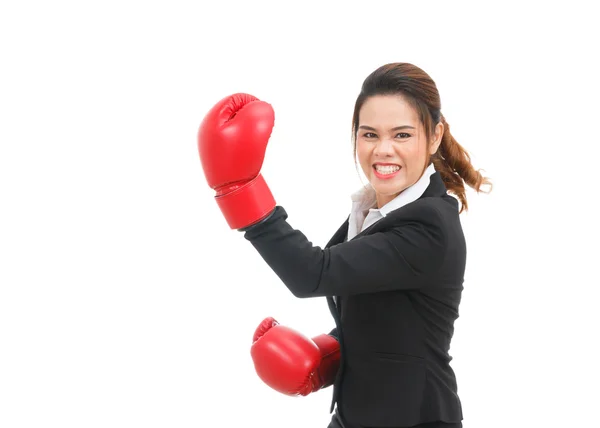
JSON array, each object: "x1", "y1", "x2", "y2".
[
  {"x1": 363, "y1": 132, "x2": 377, "y2": 139},
  {"x1": 396, "y1": 132, "x2": 411, "y2": 139}
]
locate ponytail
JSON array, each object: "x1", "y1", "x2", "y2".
[{"x1": 431, "y1": 115, "x2": 492, "y2": 213}]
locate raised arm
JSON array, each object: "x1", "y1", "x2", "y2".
[{"x1": 243, "y1": 204, "x2": 447, "y2": 297}]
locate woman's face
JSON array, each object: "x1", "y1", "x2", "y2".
[{"x1": 356, "y1": 95, "x2": 443, "y2": 208}]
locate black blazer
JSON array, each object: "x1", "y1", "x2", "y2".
[{"x1": 243, "y1": 171, "x2": 465, "y2": 427}]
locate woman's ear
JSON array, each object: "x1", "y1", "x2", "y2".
[{"x1": 429, "y1": 121, "x2": 444, "y2": 155}]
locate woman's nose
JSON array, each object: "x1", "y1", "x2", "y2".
[{"x1": 374, "y1": 139, "x2": 393, "y2": 156}]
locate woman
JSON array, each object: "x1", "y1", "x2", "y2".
[{"x1": 197, "y1": 62, "x2": 491, "y2": 428}]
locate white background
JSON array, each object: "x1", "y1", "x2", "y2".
[{"x1": 1, "y1": 1, "x2": 599, "y2": 427}]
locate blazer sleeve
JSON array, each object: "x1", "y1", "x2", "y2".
[{"x1": 242, "y1": 205, "x2": 447, "y2": 297}]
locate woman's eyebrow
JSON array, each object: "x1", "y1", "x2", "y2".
[{"x1": 358, "y1": 125, "x2": 416, "y2": 131}]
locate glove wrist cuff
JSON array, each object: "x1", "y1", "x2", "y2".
[
  {"x1": 311, "y1": 334, "x2": 341, "y2": 391},
  {"x1": 215, "y1": 174, "x2": 276, "y2": 229}
]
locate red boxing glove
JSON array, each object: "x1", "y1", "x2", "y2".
[
  {"x1": 197, "y1": 93, "x2": 276, "y2": 230},
  {"x1": 250, "y1": 317, "x2": 341, "y2": 396}
]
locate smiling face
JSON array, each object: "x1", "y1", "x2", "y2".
[{"x1": 356, "y1": 94, "x2": 443, "y2": 208}]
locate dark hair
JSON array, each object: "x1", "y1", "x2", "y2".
[{"x1": 352, "y1": 62, "x2": 491, "y2": 212}]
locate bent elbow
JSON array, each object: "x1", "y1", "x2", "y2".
[
  {"x1": 287, "y1": 280, "x2": 322, "y2": 298},
  {"x1": 289, "y1": 287, "x2": 312, "y2": 298}
]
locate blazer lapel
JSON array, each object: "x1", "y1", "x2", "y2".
[{"x1": 325, "y1": 216, "x2": 350, "y2": 248}]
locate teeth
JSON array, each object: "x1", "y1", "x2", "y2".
[{"x1": 375, "y1": 165, "x2": 400, "y2": 174}]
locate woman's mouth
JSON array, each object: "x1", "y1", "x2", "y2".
[{"x1": 373, "y1": 163, "x2": 401, "y2": 179}]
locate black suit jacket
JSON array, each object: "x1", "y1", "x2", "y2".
[{"x1": 243, "y1": 171, "x2": 465, "y2": 427}]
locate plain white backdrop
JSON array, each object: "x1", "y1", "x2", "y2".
[{"x1": 1, "y1": 1, "x2": 599, "y2": 427}]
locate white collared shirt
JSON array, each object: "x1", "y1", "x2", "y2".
[{"x1": 347, "y1": 163, "x2": 437, "y2": 241}]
